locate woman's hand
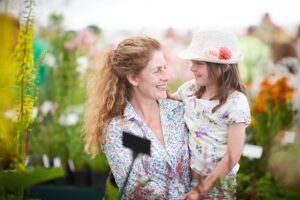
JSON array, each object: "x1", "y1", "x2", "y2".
[
  {"x1": 180, "y1": 178, "x2": 214, "y2": 200},
  {"x1": 198, "y1": 178, "x2": 214, "y2": 197},
  {"x1": 180, "y1": 187, "x2": 202, "y2": 200}
]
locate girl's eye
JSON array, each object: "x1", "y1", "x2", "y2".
[
  {"x1": 155, "y1": 68, "x2": 162, "y2": 73},
  {"x1": 193, "y1": 61, "x2": 205, "y2": 68}
]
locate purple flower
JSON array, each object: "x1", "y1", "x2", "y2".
[
  {"x1": 221, "y1": 111, "x2": 229, "y2": 119},
  {"x1": 195, "y1": 130, "x2": 208, "y2": 137}
]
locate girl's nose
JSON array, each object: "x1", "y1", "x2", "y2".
[{"x1": 190, "y1": 63, "x2": 196, "y2": 73}]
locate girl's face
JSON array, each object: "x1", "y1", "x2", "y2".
[
  {"x1": 133, "y1": 50, "x2": 171, "y2": 100},
  {"x1": 190, "y1": 60, "x2": 214, "y2": 87}
]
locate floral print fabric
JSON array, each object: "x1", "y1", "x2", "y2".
[
  {"x1": 102, "y1": 99, "x2": 190, "y2": 200},
  {"x1": 177, "y1": 79, "x2": 250, "y2": 176},
  {"x1": 176, "y1": 80, "x2": 250, "y2": 198}
]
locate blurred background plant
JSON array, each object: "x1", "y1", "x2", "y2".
[
  {"x1": 29, "y1": 12, "x2": 109, "y2": 178},
  {"x1": 250, "y1": 75, "x2": 294, "y2": 147},
  {"x1": 0, "y1": 1, "x2": 64, "y2": 199},
  {"x1": 237, "y1": 73, "x2": 300, "y2": 199}
]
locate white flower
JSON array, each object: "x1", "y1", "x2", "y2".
[
  {"x1": 59, "y1": 113, "x2": 79, "y2": 126},
  {"x1": 44, "y1": 54, "x2": 56, "y2": 67},
  {"x1": 76, "y1": 56, "x2": 89, "y2": 74}
]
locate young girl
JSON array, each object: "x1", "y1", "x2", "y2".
[{"x1": 177, "y1": 30, "x2": 251, "y2": 200}]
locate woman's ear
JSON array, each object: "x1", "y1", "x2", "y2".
[{"x1": 127, "y1": 73, "x2": 139, "y2": 86}]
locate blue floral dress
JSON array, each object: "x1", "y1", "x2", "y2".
[
  {"x1": 102, "y1": 99, "x2": 190, "y2": 200},
  {"x1": 177, "y1": 80, "x2": 251, "y2": 199}
]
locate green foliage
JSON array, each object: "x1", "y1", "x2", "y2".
[
  {"x1": 104, "y1": 178, "x2": 119, "y2": 200},
  {"x1": 0, "y1": 167, "x2": 64, "y2": 200},
  {"x1": 237, "y1": 171, "x2": 300, "y2": 200},
  {"x1": 251, "y1": 103, "x2": 293, "y2": 147},
  {"x1": 0, "y1": 167, "x2": 64, "y2": 190},
  {"x1": 0, "y1": 1, "x2": 66, "y2": 199},
  {"x1": 29, "y1": 13, "x2": 109, "y2": 173},
  {"x1": 236, "y1": 74, "x2": 300, "y2": 199},
  {"x1": 168, "y1": 78, "x2": 187, "y2": 93},
  {"x1": 0, "y1": 0, "x2": 36, "y2": 172}
]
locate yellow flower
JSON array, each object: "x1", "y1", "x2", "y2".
[
  {"x1": 250, "y1": 116, "x2": 256, "y2": 126},
  {"x1": 0, "y1": 6, "x2": 36, "y2": 171}
]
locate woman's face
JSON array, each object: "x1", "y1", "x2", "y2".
[
  {"x1": 190, "y1": 60, "x2": 213, "y2": 87},
  {"x1": 133, "y1": 50, "x2": 170, "y2": 100}
]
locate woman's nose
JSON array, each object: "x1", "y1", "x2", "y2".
[{"x1": 161, "y1": 68, "x2": 171, "y2": 81}]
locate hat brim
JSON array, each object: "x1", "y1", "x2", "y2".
[{"x1": 178, "y1": 50, "x2": 243, "y2": 64}]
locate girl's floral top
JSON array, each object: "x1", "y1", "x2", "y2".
[
  {"x1": 102, "y1": 99, "x2": 190, "y2": 200},
  {"x1": 176, "y1": 80, "x2": 250, "y2": 177}
]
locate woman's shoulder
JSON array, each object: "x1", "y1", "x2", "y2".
[
  {"x1": 105, "y1": 116, "x2": 124, "y2": 134},
  {"x1": 159, "y1": 99, "x2": 184, "y2": 112}
]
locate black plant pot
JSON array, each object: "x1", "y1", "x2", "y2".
[
  {"x1": 91, "y1": 171, "x2": 109, "y2": 189},
  {"x1": 24, "y1": 185, "x2": 105, "y2": 200},
  {"x1": 52, "y1": 166, "x2": 74, "y2": 185},
  {"x1": 73, "y1": 169, "x2": 91, "y2": 186}
]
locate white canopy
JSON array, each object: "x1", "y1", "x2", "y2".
[{"x1": 35, "y1": 0, "x2": 300, "y2": 31}]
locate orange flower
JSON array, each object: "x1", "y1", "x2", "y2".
[
  {"x1": 251, "y1": 75, "x2": 295, "y2": 114},
  {"x1": 244, "y1": 81, "x2": 252, "y2": 89}
]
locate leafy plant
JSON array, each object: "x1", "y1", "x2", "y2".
[
  {"x1": 29, "y1": 13, "x2": 109, "y2": 173},
  {"x1": 236, "y1": 74, "x2": 300, "y2": 199},
  {"x1": 0, "y1": 1, "x2": 64, "y2": 199}
]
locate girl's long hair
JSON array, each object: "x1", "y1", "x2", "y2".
[
  {"x1": 195, "y1": 63, "x2": 246, "y2": 112},
  {"x1": 83, "y1": 36, "x2": 161, "y2": 156}
]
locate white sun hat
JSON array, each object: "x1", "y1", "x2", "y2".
[{"x1": 178, "y1": 30, "x2": 243, "y2": 64}]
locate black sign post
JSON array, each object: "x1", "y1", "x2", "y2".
[{"x1": 118, "y1": 132, "x2": 151, "y2": 200}]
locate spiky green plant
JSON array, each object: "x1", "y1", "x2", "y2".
[{"x1": 0, "y1": 0, "x2": 36, "y2": 171}]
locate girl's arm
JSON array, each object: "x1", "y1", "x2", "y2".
[
  {"x1": 198, "y1": 123, "x2": 246, "y2": 195},
  {"x1": 181, "y1": 123, "x2": 246, "y2": 200}
]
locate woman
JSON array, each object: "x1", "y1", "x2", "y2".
[{"x1": 84, "y1": 36, "x2": 190, "y2": 199}]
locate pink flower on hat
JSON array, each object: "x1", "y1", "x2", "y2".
[
  {"x1": 204, "y1": 48, "x2": 220, "y2": 59},
  {"x1": 218, "y1": 47, "x2": 232, "y2": 60}
]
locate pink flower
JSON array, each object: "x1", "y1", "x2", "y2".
[
  {"x1": 76, "y1": 29, "x2": 94, "y2": 47},
  {"x1": 89, "y1": 49, "x2": 102, "y2": 58},
  {"x1": 219, "y1": 47, "x2": 232, "y2": 60},
  {"x1": 204, "y1": 47, "x2": 220, "y2": 59},
  {"x1": 64, "y1": 41, "x2": 76, "y2": 49},
  {"x1": 204, "y1": 47, "x2": 232, "y2": 60}
]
